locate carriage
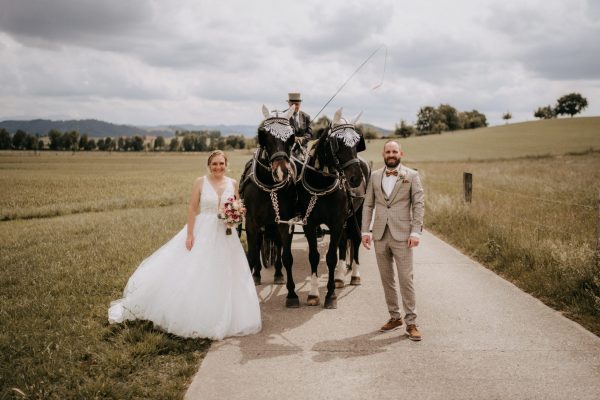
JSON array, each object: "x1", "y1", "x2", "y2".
[{"x1": 239, "y1": 106, "x2": 371, "y2": 309}]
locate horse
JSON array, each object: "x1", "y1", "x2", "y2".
[
  {"x1": 296, "y1": 108, "x2": 368, "y2": 308},
  {"x1": 239, "y1": 105, "x2": 301, "y2": 308},
  {"x1": 335, "y1": 144, "x2": 371, "y2": 288}
]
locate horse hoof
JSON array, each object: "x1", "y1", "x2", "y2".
[
  {"x1": 273, "y1": 275, "x2": 285, "y2": 285},
  {"x1": 286, "y1": 298, "x2": 300, "y2": 308},
  {"x1": 253, "y1": 276, "x2": 261, "y2": 286},
  {"x1": 350, "y1": 276, "x2": 361, "y2": 286},
  {"x1": 307, "y1": 295, "x2": 320, "y2": 306},
  {"x1": 334, "y1": 279, "x2": 345, "y2": 289},
  {"x1": 324, "y1": 297, "x2": 337, "y2": 309}
]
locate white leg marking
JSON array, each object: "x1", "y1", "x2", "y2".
[
  {"x1": 351, "y1": 262, "x2": 361, "y2": 278},
  {"x1": 309, "y1": 273, "x2": 319, "y2": 296}
]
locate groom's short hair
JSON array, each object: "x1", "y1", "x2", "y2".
[{"x1": 383, "y1": 140, "x2": 401, "y2": 150}]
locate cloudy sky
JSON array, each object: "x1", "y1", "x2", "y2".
[{"x1": 1, "y1": 0, "x2": 599, "y2": 129}]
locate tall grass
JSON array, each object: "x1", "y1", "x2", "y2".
[
  {"x1": 411, "y1": 153, "x2": 600, "y2": 334},
  {"x1": 1, "y1": 206, "x2": 210, "y2": 399}
]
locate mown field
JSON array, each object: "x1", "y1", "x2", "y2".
[{"x1": 1, "y1": 117, "x2": 600, "y2": 399}]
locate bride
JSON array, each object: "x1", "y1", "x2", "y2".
[{"x1": 108, "y1": 150, "x2": 262, "y2": 340}]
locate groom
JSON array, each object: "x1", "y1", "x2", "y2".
[{"x1": 361, "y1": 140, "x2": 425, "y2": 341}]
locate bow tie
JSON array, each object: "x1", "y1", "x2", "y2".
[{"x1": 385, "y1": 169, "x2": 398, "y2": 177}]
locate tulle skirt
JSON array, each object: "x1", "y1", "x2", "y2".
[{"x1": 108, "y1": 213, "x2": 261, "y2": 340}]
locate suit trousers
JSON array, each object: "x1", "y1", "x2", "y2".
[{"x1": 373, "y1": 225, "x2": 417, "y2": 324}]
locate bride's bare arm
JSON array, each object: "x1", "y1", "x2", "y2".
[
  {"x1": 186, "y1": 177, "x2": 202, "y2": 250},
  {"x1": 232, "y1": 178, "x2": 240, "y2": 199}
]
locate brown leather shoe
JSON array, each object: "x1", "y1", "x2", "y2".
[
  {"x1": 380, "y1": 317, "x2": 403, "y2": 332},
  {"x1": 406, "y1": 324, "x2": 422, "y2": 341}
]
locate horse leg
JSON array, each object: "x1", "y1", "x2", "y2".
[
  {"x1": 273, "y1": 246, "x2": 285, "y2": 285},
  {"x1": 334, "y1": 233, "x2": 347, "y2": 288},
  {"x1": 305, "y1": 223, "x2": 321, "y2": 306},
  {"x1": 247, "y1": 224, "x2": 262, "y2": 285},
  {"x1": 324, "y1": 225, "x2": 342, "y2": 309},
  {"x1": 350, "y1": 235, "x2": 362, "y2": 286},
  {"x1": 280, "y1": 227, "x2": 298, "y2": 308},
  {"x1": 272, "y1": 229, "x2": 285, "y2": 284}
]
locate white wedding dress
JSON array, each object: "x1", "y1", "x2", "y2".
[{"x1": 108, "y1": 176, "x2": 261, "y2": 340}]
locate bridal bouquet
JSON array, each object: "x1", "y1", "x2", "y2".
[{"x1": 218, "y1": 197, "x2": 246, "y2": 235}]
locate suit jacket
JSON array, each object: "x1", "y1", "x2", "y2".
[
  {"x1": 361, "y1": 165, "x2": 424, "y2": 241},
  {"x1": 289, "y1": 111, "x2": 313, "y2": 141}
]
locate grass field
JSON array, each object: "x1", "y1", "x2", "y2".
[
  {"x1": 1, "y1": 117, "x2": 600, "y2": 398},
  {"x1": 362, "y1": 116, "x2": 600, "y2": 162}
]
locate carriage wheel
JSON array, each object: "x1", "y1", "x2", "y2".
[{"x1": 260, "y1": 235, "x2": 277, "y2": 269}]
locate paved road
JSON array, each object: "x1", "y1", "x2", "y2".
[{"x1": 185, "y1": 231, "x2": 600, "y2": 400}]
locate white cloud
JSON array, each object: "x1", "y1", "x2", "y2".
[{"x1": 0, "y1": 0, "x2": 598, "y2": 128}]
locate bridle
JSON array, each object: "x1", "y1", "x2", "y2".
[{"x1": 248, "y1": 117, "x2": 295, "y2": 193}]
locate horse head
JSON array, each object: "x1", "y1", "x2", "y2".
[
  {"x1": 322, "y1": 107, "x2": 366, "y2": 188},
  {"x1": 257, "y1": 105, "x2": 296, "y2": 182}
]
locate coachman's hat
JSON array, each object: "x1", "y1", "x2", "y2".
[{"x1": 287, "y1": 93, "x2": 302, "y2": 103}]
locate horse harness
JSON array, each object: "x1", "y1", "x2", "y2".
[{"x1": 297, "y1": 126, "x2": 367, "y2": 226}]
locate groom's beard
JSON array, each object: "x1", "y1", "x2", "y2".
[{"x1": 385, "y1": 157, "x2": 400, "y2": 168}]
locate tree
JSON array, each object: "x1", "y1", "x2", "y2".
[
  {"x1": 394, "y1": 120, "x2": 415, "y2": 138},
  {"x1": 24, "y1": 133, "x2": 37, "y2": 150},
  {"x1": 182, "y1": 134, "x2": 195, "y2": 151},
  {"x1": 554, "y1": 92, "x2": 588, "y2": 117},
  {"x1": 12, "y1": 129, "x2": 27, "y2": 149},
  {"x1": 534, "y1": 105, "x2": 555, "y2": 119},
  {"x1": 84, "y1": 138, "x2": 96, "y2": 151},
  {"x1": 416, "y1": 106, "x2": 437, "y2": 134},
  {"x1": 437, "y1": 104, "x2": 461, "y2": 131},
  {"x1": 104, "y1": 137, "x2": 114, "y2": 152},
  {"x1": 64, "y1": 131, "x2": 80, "y2": 151},
  {"x1": 48, "y1": 130, "x2": 62, "y2": 150},
  {"x1": 131, "y1": 136, "x2": 144, "y2": 151},
  {"x1": 79, "y1": 134, "x2": 89, "y2": 150},
  {"x1": 117, "y1": 137, "x2": 125, "y2": 151},
  {"x1": 459, "y1": 110, "x2": 488, "y2": 129},
  {"x1": 154, "y1": 136, "x2": 165, "y2": 150},
  {"x1": 502, "y1": 112, "x2": 512, "y2": 123},
  {"x1": 0, "y1": 128, "x2": 11, "y2": 150},
  {"x1": 169, "y1": 137, "x2": 179, "y2": 151}
]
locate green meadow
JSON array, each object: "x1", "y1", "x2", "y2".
[{"x1": 1, "y1": 117, "x2": 600, "y2": 398}]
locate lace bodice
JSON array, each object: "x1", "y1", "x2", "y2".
[{"x1": 201, "y1": 177, "x2": 234, "y2": 214}]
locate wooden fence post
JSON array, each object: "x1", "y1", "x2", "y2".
[{"x1": 463, "y1": 172, "x2": 472, "y2": 203}]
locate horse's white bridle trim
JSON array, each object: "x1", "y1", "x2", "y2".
[
  {"x1": 264, "y1": 119, "x2": 294, "y2": 141},
  {"x1": 331, "y1": 125, "x2": 360, "y2": 147}
]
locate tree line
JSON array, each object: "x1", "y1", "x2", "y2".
[
  {"x1": 533, "y1": 93, "x2": 588, "y2": 119},
  {"x1": 392, "y1": 105, "x2": 488, "y2": 138},
  {"x1": 0, "y1": 128, "x2": 249, "y2": 152}
]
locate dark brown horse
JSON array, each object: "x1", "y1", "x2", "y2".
[
  {"x1": 296, "y1": 108, "x2": 368, "y2": 308},
  {"x1": 239, "y1": 106, "x2": 300, "y2": 307}
]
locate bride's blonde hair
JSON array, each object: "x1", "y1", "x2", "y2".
[{"x1": 207, "y1": 150, "x2": 228, "y2": 166}]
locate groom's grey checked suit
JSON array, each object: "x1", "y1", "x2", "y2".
[{"x1": 362, "y1": 165, "x2": 425, "y2": 324}]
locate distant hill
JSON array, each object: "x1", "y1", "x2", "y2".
[
  {"x1": 0, "y1": 119, "x2": 152, "y2": 138},
  {"x1": 360, "y1": 123, "x2": 393, "y2": 137},
  {"x1": 140, "y1": 124, "x2": 258, "y2": 137},
  {"x1": 0, "y1": 118, "x2": 394, "y2": 139}
]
